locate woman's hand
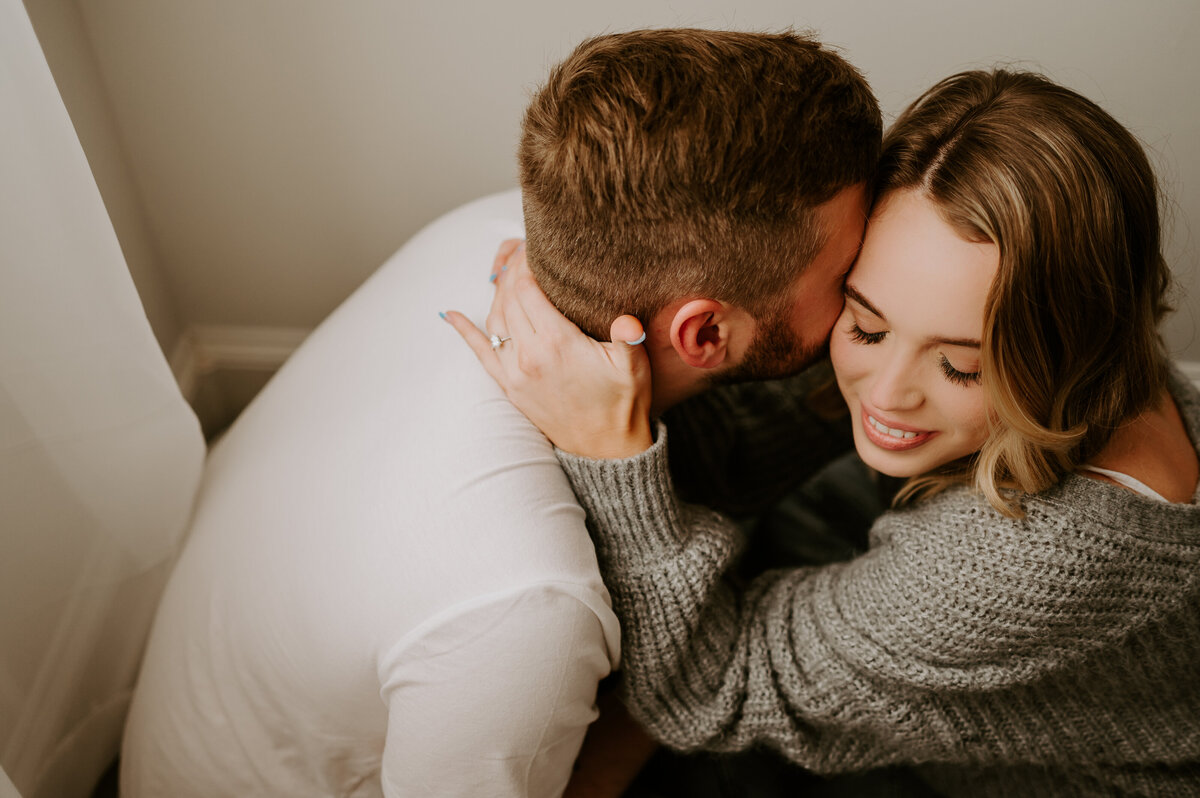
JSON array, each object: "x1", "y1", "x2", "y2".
[{"x1": 444, "y1": 241, "x2": 654, "y2": 459}]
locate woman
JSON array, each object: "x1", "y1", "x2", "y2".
[{"x1": 449, "y1": 70, "x2": 1200, "y2": 796}]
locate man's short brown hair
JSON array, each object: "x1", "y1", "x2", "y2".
[{"x1": 519, "y1": 29, "x2": 881, "y2": 339}]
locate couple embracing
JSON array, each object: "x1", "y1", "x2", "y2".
[{"x1": 449, "y1": 28, "x2": 1200, "y2": 798}]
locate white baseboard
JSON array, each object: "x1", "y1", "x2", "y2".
[
  {"x1": 170, "y1": 324, "x2": 311, "y2": 404},
  {"x1": 167, "y1": 331, "x2": 202, "y2": 402}
]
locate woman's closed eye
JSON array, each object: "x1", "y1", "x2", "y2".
[
  {"x1": 848, "y1": 323, "x2": 886, "y2": 345},
  {"x1": 847, "y1": 313, "x2": 980, "y2": 386},
  {"x1": 939, "y1": 355, "x2": 981, "y2": 387}
]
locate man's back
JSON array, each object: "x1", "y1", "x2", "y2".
[{"x1": 120, "y1": 190, "x2": 619, "y2": 797}]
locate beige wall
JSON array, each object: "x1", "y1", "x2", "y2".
[{"x1": 29, "y1": 0, "x2": 1200, "y2": 360}]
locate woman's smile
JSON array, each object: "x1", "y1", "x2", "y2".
[{"x1": 861, "y1": 406, "x2": 936, "y2": 450}]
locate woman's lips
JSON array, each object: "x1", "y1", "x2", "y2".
[{"x1": 860, "y1": 407, "x2": 935, "y2": 451}]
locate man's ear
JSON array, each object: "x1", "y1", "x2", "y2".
[{"x1": 668, "y1": 299, "x2": 740, "y2": 370}]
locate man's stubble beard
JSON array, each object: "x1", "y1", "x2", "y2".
[{"x1": 707, "y1": 305, "x2": 827, "y2": 388}]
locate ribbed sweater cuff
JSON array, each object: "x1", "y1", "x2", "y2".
[{"x1": 554, "y1": 421, "x2": 688, "y2": 569}]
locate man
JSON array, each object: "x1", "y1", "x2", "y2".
[
  {"x1": 516, "y1": 29, "x2": 876, "y2": 396},
  {"x1": 121, "y1": 29, "x2": 878, "y2": 797}
]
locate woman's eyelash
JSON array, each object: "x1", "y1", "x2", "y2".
[
  {"x1": 939, "y1": 356, "x2": 981, "y2": 387},
  {"x1": 850, "y1": 321, "x2": 980, "y2": 386},
  {"x1": 849, "y1": 323, "x2": 886, "y2": 344}
]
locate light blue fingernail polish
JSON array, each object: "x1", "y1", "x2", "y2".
[
  {"x1": 489, "y1": 273, "x2": 497, "y2": 283},
  {"x1": 438, "y1": 311, "x2": 447, "y2": 320},
  {"x1": 625, "y1": 331, "x2": 647, "y2": 346}
]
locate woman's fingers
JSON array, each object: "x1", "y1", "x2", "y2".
[
  {"x1": 503, "y1": 241, "x2": 527, "y2": 272},
  {"x1": 484, "y1": 301, "x2": 508, "y2": 347},
  {"x1": 485, "y1": 267, "x2": 519, "y2": 343},
  {"x1": 606, "y1": 315, "x2": 652, "y2": 396},
  {"x1": 610, "y1": 315, "x2": 645, "y2": 347},
  {"x1": 490, "y1": 239, "x2": 524, "y2": 282},
  {"x1": 509, "y1": 271, "x2": 579, "y2": 341},
  {"x1": 443, "y1": 311, "x2": 507, "y2": 387},
  {"x1": 497, "y1": 274, "x2": 540, "y2": 340}
]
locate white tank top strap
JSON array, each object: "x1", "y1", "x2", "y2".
[{"x1": 1078, "y1": 464, "x2": 1170, "y2": 503}]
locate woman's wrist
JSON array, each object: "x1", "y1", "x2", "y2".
[{"x1": 557, "y1": 414, "x2": 654, "y2": 459}]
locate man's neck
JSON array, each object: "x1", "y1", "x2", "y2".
[{"x1": 647, "y1": 350, "x2": 708, "y2": 418}]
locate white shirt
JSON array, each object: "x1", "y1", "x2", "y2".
[{"x1": 121, "y1": 189, "x2": 620, "y2": 797}]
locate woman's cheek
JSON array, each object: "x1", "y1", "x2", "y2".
[
  {"x1": 830, "y1": 330, "x2": 864, "y2": 386},
  {"x1": 828, "y1": 316, "x2": 852, "y2": 371}
]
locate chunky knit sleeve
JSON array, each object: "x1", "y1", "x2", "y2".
[{"x1": 555, "y1": 425, "x2": 1200, "y2": 789}]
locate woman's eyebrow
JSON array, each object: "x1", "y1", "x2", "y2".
[
  {"x1": 845, "y1": 282, "x2": 981, "y2": 349},
  {"x1": 935, "y1": 335, "x2": 982, "y2": 349},
  {"x1": 844, "y1": 284, "x2": 885, "y2": 320}
]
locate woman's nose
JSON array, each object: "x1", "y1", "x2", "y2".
[{"x1": 868, "y1": 357, "x2": 923, "y2": 412}]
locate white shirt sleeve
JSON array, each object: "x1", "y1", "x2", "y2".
[{"x1": 378, "y1": 583, "x2": 616, "y2": 798}]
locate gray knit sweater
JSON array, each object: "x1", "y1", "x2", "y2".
[{"x1": 556, "y1": 366, "x2": 1200, "y2": 797}]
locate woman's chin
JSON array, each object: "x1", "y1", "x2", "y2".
[
  {"x1": 852, "y1": 434, "x2": 942, "y2": 479},
  {"x1": 858, "y1": 452, "x2": 922, "y2": 478}
]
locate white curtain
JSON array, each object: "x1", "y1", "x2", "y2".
[{"x1": 0, "y1": 2, "x2": 205, "y2": 796}]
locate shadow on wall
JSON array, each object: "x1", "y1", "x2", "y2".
[
  {"x1": 191, "y1": 367, "x2": 277, "y2": 441},
  {"x1": 90, "y1": 761, "x2": 117, "y2": 798}
]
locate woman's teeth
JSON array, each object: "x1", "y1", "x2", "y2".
[{"x1": 868, "y1": 415, "x2": 918, "y2": 439}]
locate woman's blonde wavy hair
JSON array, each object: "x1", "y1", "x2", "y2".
[{"x1": 882, "y1": 70, "x2": 1173, "y2": 516}]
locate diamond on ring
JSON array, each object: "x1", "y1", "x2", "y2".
[{"x1": 489, "y1": 333, "x2": 511, "y2": 351}]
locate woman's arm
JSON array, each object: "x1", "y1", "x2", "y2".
[
  {"x1": 552, "y1": 427, "x2": 943, "y2": 772},
  {"x1": 556, "y1": 434, "x2": 1198, "y2": 775}
]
